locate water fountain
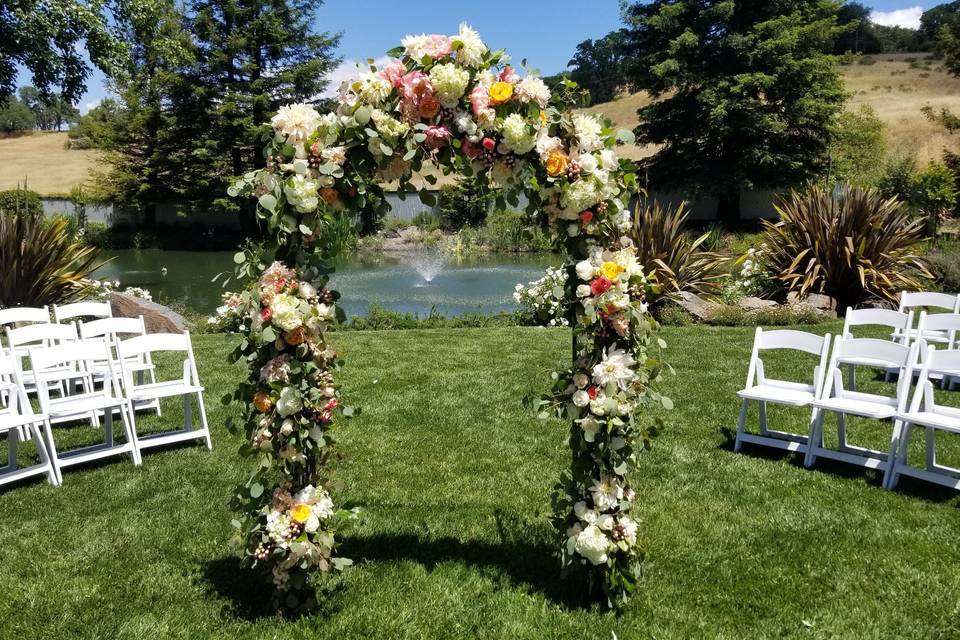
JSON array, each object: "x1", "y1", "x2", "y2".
[{"x1": 410, "y1": 252, "x2": 445, "y2": 286}]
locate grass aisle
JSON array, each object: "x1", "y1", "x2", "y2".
[{"x1": 0, "y1": 326, "x2": 958, "y2": 639}]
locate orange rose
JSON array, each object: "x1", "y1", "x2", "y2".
[
  {"x1": 545, "y1": 150, "x2": 569, "y2": 177},
  {"x1": 489, "y1": 81, "x2": 514, "y2": 105},
  {"x1": 284, "y1": 326, "x2": 307, "y2": 346},
  {"x1": 254, "y1": 391, "x2": 273, "y2": 413},
  {"x1": 419, "y1": 94, "x2": 441, "y2": 119},
  {"x1": 320, "y1": 187, "x2": 338, "y2": 204}
]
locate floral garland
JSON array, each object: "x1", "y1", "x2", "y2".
[{"x1": 229, "y1": 23, "x2": 668, "y2": 610}]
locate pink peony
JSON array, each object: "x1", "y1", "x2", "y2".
[
  {"x1": 424, "y1": 125, "x2": 452, "y2": 149},
  {"x1": 378, "y1": 59, "x2": 407, "y2": 88},
  {"x1": 400, "y1": 71, "x2": 433, "y2": 102},
  {"x1": 422, "y1": 34, "x2": 453, "y2": 59},
  {"x1": 470, "y1": 85, "x2": 490, "y2": 118},
  {"x1": 499, "y1": 66, "x2": 519, "y2": 84}
]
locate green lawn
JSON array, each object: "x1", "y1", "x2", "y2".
[{"x1": 1, "y1": 325, "x2": 959, "y2": 639}]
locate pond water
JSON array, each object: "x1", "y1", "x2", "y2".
[{"x1": 94, "y1": 249, "x2": 557, "y2": 318}]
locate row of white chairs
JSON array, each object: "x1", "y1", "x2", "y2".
[
  {"x1": 0, "y1": 308, "x2": 212, "y2": 488},
  {"x1": 0, "y1": 301, "x2": 116, "y2": 331},
  {"x1": 734, "y1": 328, "x2": 960, "y2": 491}
]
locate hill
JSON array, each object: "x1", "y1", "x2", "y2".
[
  {"x1": 587, "y1": 53, "x2": 960, "y2": 164},
  {"x1": 1, "y1": 53, "x2": 958, "y2": 196},
  {"x1": 0, "y1": 132, "x2": 100, "y2": 196}
]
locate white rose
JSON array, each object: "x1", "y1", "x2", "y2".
[
  {"x1": 298, "y1": 282, "x2": 317, "y2": 299},
  {"x1": 280, "y1": 419, "x2": 295, "y2": 435},
  {"x1": 270, "y1": 294, "x2": 303, "y2": 332},
  {"x1": 574, "y1": 524, "x2": 611, "y2": 565},
  {"x1": 581, "y1": 417, "x2": 601, "y2": 443},
  {"x1": 576, "y1": 284, "x2": 591, "y2": 298},
  {"x1": 573, "y1": 373, "x2": 589, "y2": 388},
  {"x1": 574, "y1": 501, "x2": 598, "y2": 524},
  {"x1": 575, "y1": 260, "x2": 595, "y2": 281},
  {"x1": 276, "y1": 387, "x2": 303, "y2": 417},
  {"x1": 572, "y1": 390, "x2": 590, "y2": 407},
  {"x1": 579, "y1": 154, "x2": 598, "y2": 174}
]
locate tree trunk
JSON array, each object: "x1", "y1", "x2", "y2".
[{"x1": 716, "y1": 188, "x2": 741, "y2": 224}]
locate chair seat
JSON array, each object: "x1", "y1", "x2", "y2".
[
  {"x1": 738, "y1": 381, "x2": 816, "y2": 407},
  {"x1": 892, "y1": 328, "x2": 950, "y2": 343},
  {"x1": 48, "y1": 392, "x2": 125, "y2": 417},
  {"x1": 92, "y1": 359, "x2": 154, "y2": 374},
  {"x1": 812, "y1": 396, "x2": 897, "y2": 420},
  {"x1": 129, "y1": 380, "x2": 203, "y2": 401},
  {"x1": 0, "y1": 410, "x2": 46, "y2": 430},
  {"x1": 898, "y1": 411, "x2": 960, "y2": 434}
]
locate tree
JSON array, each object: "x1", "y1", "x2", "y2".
[
  {"x1": 941, "y1": 12, "x2": 960, "y2": 76},
  {"x1": 621, "y1": 0, "x2": 849, "y2": 221},
  {"x1": 0, "y1": 96, "x2": 35, "y2": 133},
  {"x1": 0, "y1": 0, "x2": 128, "y2": 102},
  {"x1": 921, "y1": 1, "x2": 960, "y2": 51},
  {"x1": 834, "y1": 2, "x2": 882, "y2": 54},
  {"x1": 18, "y1": 86, "x2": 79, "y2": 131},
  {"x1": 189, "y1": 0, "x2": 341, "y2": 233},
  {"x1": 567, "y1": 30, "x2": 630, "y2": 105}
]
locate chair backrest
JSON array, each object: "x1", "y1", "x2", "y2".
[
  {"x1": 0, "y1": 306, "x2": 50, "y2": 329},
  {"x1": 907, "y1": 343, "x2": 960, "y2": 415},
  {"x1": 917, "y1": 311, "x2": 960, "y2": 349},
  {"x1": 78, "y1": 316, "x2": 146, "y2": 341},
  {"x1": 26, "y1": 339, "x2": 118, "y2": 408},
  {"x1": 899, "y1": 291, "x2": 960, "y2": 313},
  {"x1": 53, "y1": 301, "x2": 112, "y2": 323},
  {"x1": 117, "y1": 331, "x2": 196, "y2": 392},
  {"x1": 842, "y1": 307, "x2": 912, "y2": 338},
  {"x1": 824, "y1": 336, "x2": 917, "y2": 408},
  {"x1": 745, "y1": 327, "x2": 832, "y2": 393},
  {"x1": 6, "y1": 322, "x2": 78, "y2": 349},
  {"x1": 0, "y1": 350, "x2": 33, "y2": 416}
]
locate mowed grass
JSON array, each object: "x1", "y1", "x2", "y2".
[
  {"x1": 0, "y1": 325, "x2": 959, "y2": 639},
  {"x1": 0, "y1": 132, "x2": 100, "y2": 195}
]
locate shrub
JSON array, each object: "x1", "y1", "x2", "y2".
[
  {"x1": 911, "y1": 162, "x2": 958, "y2": 235},
  {"x1": 629, "y1": 198, "x2": 728, "y2": 304},
  {"x1": 0, "y1": 212, "x2": 105, "y2": 307},
  {"x1": 83, "y1": 222, "x2": 113, "y2": 248},
  {"x1": 438, "y1": 175, "x2": 492, "y2": 229},
  {"x1": 858, "y1": 55, "x2": 877, "y2": 65},
  {"x1": 0, "y1": 187, "x2": 43, "y2": 217},
  {"x1": 828, "y1": 106, "x2": 886, "y2": 186},
  {"x1": 877, "y1": 152, "x2": 918, "y2": 204},
  {"x1": 412, "y1": 210, "x2": 442, "y2": 232},
  {"x1": 513, "y1": 266, "x2": 570, "y2": 327},
  {"x1": 704, "y1": 305, "x2": 823, "y2": 327},
  {"x1": 654, "y1": 303, "x2": 692, "y2": 326},
  {"x1": 485, "y1": 209, "x2": 552, "y2": 253},
  {"x1": 762, "y1": 184, "x2": 931, "y2": 309}
]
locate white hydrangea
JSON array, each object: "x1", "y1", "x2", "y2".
[
  {"x1": 574, "y1": 524, "x2": 611, "y2": 565},
  {"x1": 266, "y1": 511, "x2": 292, "y2": 548},
  {"x1": 271, "y1": 103, "x2": 321, "y2": 144},
  {"x1": 355, "y1": 72, "x2": 392, "y2": 106},
  {"x1": 429, "y1": 63, "x2": 471, "y2": 108},
  {"x1": 453, "y1": 110, "x2": 478, "y2": 137},
  {"x1": 561, "y1": 177, "x2": 601, "y2": 214},
  {"x1": 276, "y1": 386, "x2": 303, "y2": 418},
  {"x1": 516, "y1": 75, "x2": 551, "y2": 107},
  {"x1": 453, "y1": 23, "x2": 487, "y2": 68},
  {"x1": 283, "y1": 174, "x2": 320, "y2": 213},
  {"x1": 500, "y1": 113, "x2": 536, "y2": 154},
  {"x1": 270, "y1": 293, "x2": 303, "y2": 331},
  {"x1": 573, "y1": 113, "x2": 604, "y2": 152},
  {"x1": 371, "y1": 109, "x2": 410, "y2": 145}
]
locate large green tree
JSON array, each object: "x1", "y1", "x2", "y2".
[
  {"x1": 189, "y1": 0, "x2": 340, "y2": 232},
  {"x1": 0, "y1": 0, "x2": 129, "y2": 102},
  {"x1": 567, "y1": 29, "x2": 631, "y2": 105},
  {"x1": 0, "y1": 95, "x2": 35, "y2": 133},
  {"x1": 18, "y1": 86, "x2": 80, "y2": 130},
  {"x1": 621, "y1": 0, "x2": 849, "y2": 221}
]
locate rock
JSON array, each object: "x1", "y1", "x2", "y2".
[
  {"x1": 109, "y1": 293, "x2": 187, "y2": 334},
  {"x1": 739, "y1": 296, "x2": 778, "y2": 311},
  {"x1": 676, "y1": 291, "x2": 719, "y2": 322},
  {"x1": 786, "y1": 292, "x2": 838, "y2": 319}
]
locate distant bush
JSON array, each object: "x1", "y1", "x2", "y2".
[
  {"x1": 0, "y1": 188, "x2": 43, "y2": 217},
  {"x1": 877, "y1": 152, "x2": 918, "y2": 204},
  {"x1": 412, "y1": 210, "x2": 442, "y2": 232},
  {"x1": 341, "y1": 304, "x2": 517, "y2": 331},
  {"x1": 705, "y1": 305, "x2": 823, "y2": 327},
  {"x1": 911, "y1": 162, "x2": 958, "y2": 235},
  {"x1": 654, "y1": 303, "x2": 692, "y2": 326},
  {"x1": 83, "y1": 222, "x2": 113, "y2": 248},
  {"x1": 926, "y1": 243, "x2": 960, "y2": 293},
  {"x1": 829, "y1": 106, "x2": 886, "y2": 186},
  {"x1": 858, "y1": 55, "x2": 877, "y2": 65},
  {"x1": 438, "y1": 175, "x2": 492, "y2": 230}
]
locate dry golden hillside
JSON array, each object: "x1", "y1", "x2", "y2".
[{"x1": 0, "y1": 132, "x2": 100, "y2": 195}]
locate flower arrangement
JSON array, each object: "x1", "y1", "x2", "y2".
[
  {"x1": 85, "y1": 278, "x2": 153, "y2": 301},
  {"x1": 230, "y1": 24, "x2": 668, "y2": 610},
  {"x1": 722, "y1": 245, "x2": 772, "y2": 302},
  {"x1": 206, "y1": 291, "x2": 248, "y2": 332},
  {"x1": 514, "y1": 266, "x2": 570, "y2": 327}
]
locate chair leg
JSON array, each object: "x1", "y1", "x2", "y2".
[
  {"x1": 883, "y1": 419, "x2": 904, "y2": 490},
  {"x1": 29, "y1": 422, "x2": 59, "y2": 486},
  {"x1": 805, "y1": 410, "x2": 825, "y2": 468},
  {"x1": 195, "y1": 392, "x2": 213, "y2": 450},
  {"x1": 122, "y1": 403, "x2": 142, "y2": 466},
  {"x1": 837, "y1": 412, "x2": 848, "y2": 453},
  {"x1": 848, "y1": 364, "x2": 857, "y2": 392},
  {"x1": 41, "y1": 419, "x2": 63, "y2": 485},
  {"x1": 758, "y1": 401, "x2": 769, "y2": 435},
  {"x1": 887, "y1": 422, "x2": 913, "y2": 491},
  {"x1": 734, "y1": 399, "x2": 749, "y2": 453},
  {"x1": 5, "y1": 428, "x2": 17, "y2": 473},
  {"x1": 925, "y1": 426, "x2": 937, "y2": 471}
]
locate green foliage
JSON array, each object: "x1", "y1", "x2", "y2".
[
  {"x1": 567, "y1": 29, "x2": 630, "y2": 105},
  {"x1": 0, "y1": 0, "x2": 126, "y2": 102},
  {"x1": 18, "y1": 86, "x2": 79, "y2": 131},
  {"x1": 483, "y1": 209, "x2": 552, "y2": 253},
  {"x1": 877, "y1": 152, "x2": 919, "y2": 204},
  {"x1": 762, "y1": 184, "x2": 931, "y2": 309},
  {"x1": 622, "y1": 0, "x2": 849, "y2": 220},
  {"x1": 65, "y1": 98, "x2": 126, "y2": 149},
  {"x1": 828, "y1": 106, "x2": 886, "y2": 185},
  {"x1": 925, "y1": 241, "x2": 960, "y2": 293},
  {"x1": 705, "y1": 304, "x2": 824, "y2": 327},
  {"x1": 911, "y1": 162, "x2": 959, "y2": 235},
  {"x1": 628, "y1": 198, "x2": 728, "y2": 303},
  {"x1": 0, "y1": 211, "x2": 104, "y2": 306},
  {"x1": 438, "y1": 175, "x2": 493, "y2": 230},
  {"x1": 0, "y1": 187, "x2": 42, "y2": 216},
  {"x1": 0, "y1": 95, "x2": 35, "y2": 133},
  {"x1": 83, "y1": 221, "x2": 113, "y2": 248},
  {"x1": 411, "y1": 210, "x2": 442, "y2": 232},
  {"x1": 342, "y1": 304, "x2": 517, "y2": 331},
  {"x1": 858, "y1": 55, "x2": 878, "y2": 65},
  {"x1": 653, "y1": 302, "x2": 692, "y2": 327}
]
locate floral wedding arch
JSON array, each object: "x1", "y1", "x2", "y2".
[{"x1": 228, "y1": 24, "x2": 669, "y2": 611}]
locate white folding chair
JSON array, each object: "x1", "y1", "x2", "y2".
[
  {"x1": 117, "y1": 332, "x2": 212, "y2": 454},
  {"x1": 805, "y1": 337, "x2": 918, "y2": 479},
  {"x1": 6, "y1": 323, "x2": 80, "y2": 397},
  {"x1": 0, "y1": 306, "x2": 50, "y2": 335},
  {"x1": 78, "y1": 316, "x2": 159, "y2": 414},
  {"x1": 842, "y1": 307, "x2": 913, "y2": 388},
  {"x1": 26, "y1": 340, "x2": 141, "y2": 480},
  {"x1": 734, "y1": 328, "x2": 831, "y2": 454},
  {"x1": 53, "y1": 301, "x2": 112, "y2": 324},
  {"x1": 894, "y1": 292, "x2": 960, "y2": 345},
  {"x1": 889, "y1": 343, "x2": 960, "y2": 491},
  {"x1": 913, "y1": 312, "x2": 960, "y2": 389},
  {"x1": 0, "y1": 350, "x2": 59, "y2": 487}
]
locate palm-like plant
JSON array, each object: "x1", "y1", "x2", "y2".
[
  {"x1": 762, "y1": 184, "x2": 931, "y2": 310},
  {"x1": 630, "y1": 198, "x2": 727, "y2": 303},
  {"x1": 0, "y1": 211, "x2": 106, "y2": 307}
]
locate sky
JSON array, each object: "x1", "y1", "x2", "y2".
[{"x1": 13, "y1": 0, "x2": 933, "y2": 114}]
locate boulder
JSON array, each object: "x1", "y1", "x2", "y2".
[
  {"x1": 109, "y1": 293, "x2": 187, "y2": 333},
  {"x1": 676, "y1": 291, "x2": 720, "y2": 322},
  {"x1": 739, "y1": 296, "x2": 778, "y2": 311},
  {"x1": 786, "y1": 292, "x2": 838, "y2": 318}
]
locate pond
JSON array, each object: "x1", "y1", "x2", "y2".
[{"x1": 94, "y1": 250, "x2": 557, "y2": 318}]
